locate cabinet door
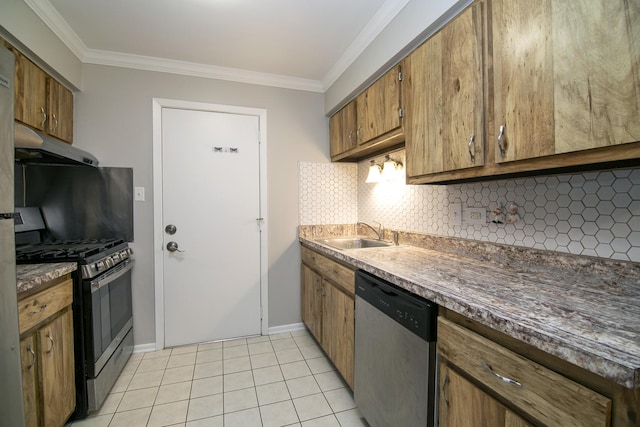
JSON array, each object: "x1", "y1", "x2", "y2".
[
  {"x1": 356, "y1": 65, "x2": 402, "y2": 144},
  {"x1": 405, "y1": 3, "x2": 484, "y2": 178},
  {"x1": 322, "y1": 281, "x2": 354, "y2": 389},
  {"x1": 47, "y1": 78, "x2": 73, "y2": 143},
  {"x1": 38, "y1": 310, "x2": 75, "y2": 427},
  {"x1": 329, "y1": 102, "x2": 357, "y2": 157},
  {"x1": 301, "y1": 264, "x2": 323, "y2": 343},
  {"x1": 439, "y1": 363, "x2": 533, "y2": 427},
  {"x1": 20, "y1": 335, "x2": 39, "y2": 427},
  {"x1": 14, "y1": 52, "x2": 47, "y2": 131},
  {"x1": 552, "y1": 0, "x2": 640, "y2": 154}
]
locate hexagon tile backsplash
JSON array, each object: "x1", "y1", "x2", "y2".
[{"x1": 298, "y1": 154, "x2": 640, "y2": 262}]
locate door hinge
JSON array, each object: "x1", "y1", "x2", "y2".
[
  {"x1": 399, "y1": 108, "x2": 404, "y2": 118},
  {"x1": 398, "y1": 71, "x2": 403, "y2": 81}
]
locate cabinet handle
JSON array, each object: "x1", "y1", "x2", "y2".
[
  {"x1": 483, "y1": 362, "x2": 522, "y2": 387},
  {"x1": 51, "y1": 114, "x2": 58, "y2": 132},
  {"x1": 40, "y1": 107, "x2": 47, "y2": 129},
  {"x1": 26, "y1": 344, "x2": 36, "y2": 369},
  {"x1": 29, "y1": 303, "x2": 48, "y2": 316},
  {"x1": 356, "y1": 126, "x2": 361, "y2": 142},
  {"x1": 45, "y1": 332, "x2": 54, "y2": 354},
  {"x1": 467, "y1": 134, "x2": 476, "y2": 163},
  {"x1": 348, "y1": 130, "x2": 353, "y2": 144},
  {"x1": 497, "y1": 125, "x2": 506, "y2": 158},
  {"x1": 442, "y1": 372, "x2": 450, "y2": 407}
]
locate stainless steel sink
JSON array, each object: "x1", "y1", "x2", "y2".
[{"x1": 317, "y1": 237, "x2": 394, "y2": 250}]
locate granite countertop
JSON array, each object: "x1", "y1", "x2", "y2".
[
  {"x1": 299, "y1": 227, "x2": 640, "y2": 390},
  {"x1": 17, "y1": 263, "x2": 77, "y2": 297}
]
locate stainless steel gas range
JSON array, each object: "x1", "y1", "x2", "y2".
[{"x1": 16, "y1": 209, "x2": 134, "y2": 419}]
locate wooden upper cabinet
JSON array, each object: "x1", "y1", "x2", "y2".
[
  {"x1": 12, "y1": 48, "x2": 74, "y2": 143},
  {"x1": 14, "y1": 51, "x2": 48, "y2": 132},
  {"x1": 46, "y1": 78, "x2": 73, "y2": 143},
  {"x1": 492, "y1": 0, "x2": 640, "y2": 163},
  {"x1": 405, "y1": 3, "x2": 484, "y2": 178},
  {"x1": 356, "y1": 64, "x2": 402, "y2": 144},
  {"x1": 329, "y1": 102, "x2": 357, "y2": 158}
]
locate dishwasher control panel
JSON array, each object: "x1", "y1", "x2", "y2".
[{"x1": 355, "y1": 270, "x2": 438, "y2": 341}]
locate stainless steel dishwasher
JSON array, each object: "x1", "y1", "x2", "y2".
[{"x1": 354, "y1": 270, "x2": 438, "y2": 427}]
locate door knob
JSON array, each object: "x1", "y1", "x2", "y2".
[
  {"x1": 165, "y1": 224, "x2": 177, "y2": 235},
  {"x1": 166, "y1": 241, "x2": 183, "y2": 252}
]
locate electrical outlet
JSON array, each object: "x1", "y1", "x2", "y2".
[
  {"x1": 464, "y1": 207, "x2": 486, "y2": 225},
  {"x1": 449, "y1": 203, "x2": 462, "y2": 226}
]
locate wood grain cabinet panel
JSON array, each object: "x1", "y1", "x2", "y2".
[
  {"x1": 46, "y1": 78, "x2": 73, "y2": 143},
  {"x1": 438, "y1": 317, "x2": 611, "y2": 427},
  {"x1": 405, "y1": 3, "x2": 484, "y2": 179},
  {"x1": 20, "y1": 335, "x2": 39, "y2": 427},
  {"x1": 300, "y1": 246, "x2": 356, "y2": 389},
  {"x1": 356, "y1": 64, "x2": 402, "y2": 145},
  {"x1": 14, "y1": 51, "x2": 47, "y2": 132},
  {"x1": 329, "y1": 102, "x2": 357, "y2": 158}
]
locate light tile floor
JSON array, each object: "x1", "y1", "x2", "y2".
[{"x1": 69, "y1": 329, "x2": 368, "y2": 427}]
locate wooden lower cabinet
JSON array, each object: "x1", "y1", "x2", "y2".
[
  {"x1": 301, "y1": 246, "x2": 355, "y2": 389},
  {"x1": 18, "y1": 276, "x2": 75, "y2": 427},
  {"x1": 438, "y1": 317, "x2": 611, "y2": 427}
]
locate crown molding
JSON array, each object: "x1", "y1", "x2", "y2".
[
  {"x1": 84, "y1": 49, "x2": 325, "y2": 92},
  {"x1": 321, "y1": 0, "x2": 410, "y2": 90}
]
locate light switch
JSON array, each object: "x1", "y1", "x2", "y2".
[{"x1": 135, "y1": 186, "x2": 145, "y2": 202}]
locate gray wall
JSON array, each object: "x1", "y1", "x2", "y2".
[{"x1": 74, "y1": 64, "x2": 329, "y2": 346}]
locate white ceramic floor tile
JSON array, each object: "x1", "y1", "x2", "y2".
[
  {"x1": 293, "y1": 335, "x2": 317, "y2": 348},
  {"x1": 252, "y1": 365, "x2": 284, "y2": 386},
  {"x1": 143, "y1": 349, "x2": 172, "y2": 359},
  {"x1": 223, "y1": 338, "x2": 247, "y2": 348},
  {"x1": 246, "y1": 335, "x2": 271, "y2": 344},
  {"x1": 324, "y1": 387, "x2": 356, "y2": 412},
  {"x1": 299, "y1": 345, "x2": 325, "y2": 360},
  {"x1": 162, "y1": 365, "x2": 195, "y2": 385},
  {"x1": 223, "y1": 356, "x2": 251, "y2": 373},
  {"x1": 109, "y1": 407, "x2": 152, "y2": 427},
  {"x1": 334, "y1": 408, "x2": 368, "y2": 427},
  {"x1": 223, "y1": 387, "x2": 258, "y2": 413},
  {"x1": 281, "y1": 361, "x2": 312, "y2": 380},
  {"x1": 269, "y1": 332, "x2": 293, "y2": 341},
  {"x1": 255, "y1": 381, "x2": 291, "y2": 406},
  {"x1": 171, "y1": 345, "x2": 198, "y2": 355},
  {"x1": 117, "y1": 387, "x2": 159, "y2": 412},
  {"x1": 223, "y1": 371, "x2": 254, "y2": 392},
  {"x1": 259, "y1": 400, "x2": 299, "y2": 427},
  {"x1": 286, "y1": 376, "x2": 321, "y2": 399},
  {"x1": 185, "y1": 414, "x2": 223, "y2": 427},
  {"x1": 250, "y1": 352, "x2": 278, "y2": 369},
  {"x1": 196, "y1": 349, "x2": 223, "y2": 364},
  {"x1": 248, "y1": 341, "x2": 274, "y2": 355},
  {"x1": 223, "y1": 407, "x2": 262, "y2": 427},
  {"x1": 120, "y1": 358, "x2": 141, "y2": 376},
  {"x1": 301, "y1": 414, "x2": 341, "y2": 427},
  {"x1": 306, "y1": 357, "x2": 334, "y2": 374},
  {"x1": 223, "y1": 345, "x2": 249, "y2": 359},
  {"x1": 186, "y1": 394, "x2": 224, "y2": 422},
  {"x1": 110, "y1": 373, "x2": 133, "y2": 393},
  {"x1": 314, "y1": 371, "x2": 345, "y2": 392},
  {"x1": 198, "y1": 342, "x2": 223, "y2": 352},
  {"x1": 191, "y1": 376, "x2": 223, "y2": 398},
  {"x1": 167, "y1": 352, "x2": 197, "y2": 368},
  {"x1": 147, "y1": 400, "x2": 189, "y2": 427},
  {"x1": 156, "y1": 381, "x2": 193, "y2": 405},
  {"x1": 291, "y1": 329, "x2": 311, "y2": 337},
  {"x1": 293, "y1": 393, "x2": 333, "y2": 421},
  {"x1": 93, "y1": 391, "x2": 123, "y2": 415},
  {"x1": 128, "y1": 371, "x2": 164, "y2": 390},
  {"x1": 271, "y1": 337, "x2": 298, "y2": 351},
  {"x1": 70, "y1": 414, "x2": 113, "y2": 426},
  {"x1": 193, "y1": 361, "x2": 223, "y2": 380},
  {"x1": 136, "y1": 356, "x2": 169, "y2": 373},
  {"x1": 276, "y1": 348, "x2": 304, "y2": 364}
]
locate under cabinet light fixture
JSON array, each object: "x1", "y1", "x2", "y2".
[
  {"x1": 381, "y1": 155, "x2": 403, "y2": 181},
  {"x1": 365, "y1": 160, "x2": 382, "y2": 183}
]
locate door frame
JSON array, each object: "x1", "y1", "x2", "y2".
[{"x1": 152, "y1": 98, "x2": 268, "y2": 350}]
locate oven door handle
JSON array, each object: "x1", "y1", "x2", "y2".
[{"x1": 90, "y1": 259, "x2": 135, "y2": 293}]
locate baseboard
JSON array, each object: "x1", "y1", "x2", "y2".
[
  {"x1": 133, "y1": 343, "x2": 157, "y2": 354},
  {"x1": 268, "y1": 322, "x2": 306, "y2": 335}
]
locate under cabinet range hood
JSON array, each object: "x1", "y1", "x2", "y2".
[{"x1": 14, "y1": 122, "x2": 99, "y2": 167}]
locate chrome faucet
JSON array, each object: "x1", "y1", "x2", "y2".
[{"x1": 357, "y1": 221, "x2": 384, "y2": 240}]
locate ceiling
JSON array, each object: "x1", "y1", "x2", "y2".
[{"x1": 26, "y1": 0, "x2": 410, "y2": 92}]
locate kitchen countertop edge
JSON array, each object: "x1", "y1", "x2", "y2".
[
  {"x1": 299, "y1": 235, "x2": 640, "y2": 390},
  {"x1": 17, "y1": 263, "x2": 77, "y2": 297}
]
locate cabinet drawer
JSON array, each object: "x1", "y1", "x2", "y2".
[
  {"x1": 301, "y1": 246, "x2": 355, "y2": 295},
  {"x1": 18, "y1": 278, "x2": 73, "y2": 335},
  {"x1": 438, "y1": 318, "x2": 611, "y2": 427}
]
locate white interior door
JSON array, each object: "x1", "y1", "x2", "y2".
[{"x1": 161, "y1": 107, "x2": 262, "y2": 347}]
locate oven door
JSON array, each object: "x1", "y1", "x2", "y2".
[{"x1": 84, "y1": 258, "x2": 134, "y2": 378}]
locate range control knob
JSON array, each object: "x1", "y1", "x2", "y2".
[{"x1": 96, "y1": 260, "x2": 106, "y2": 271}]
